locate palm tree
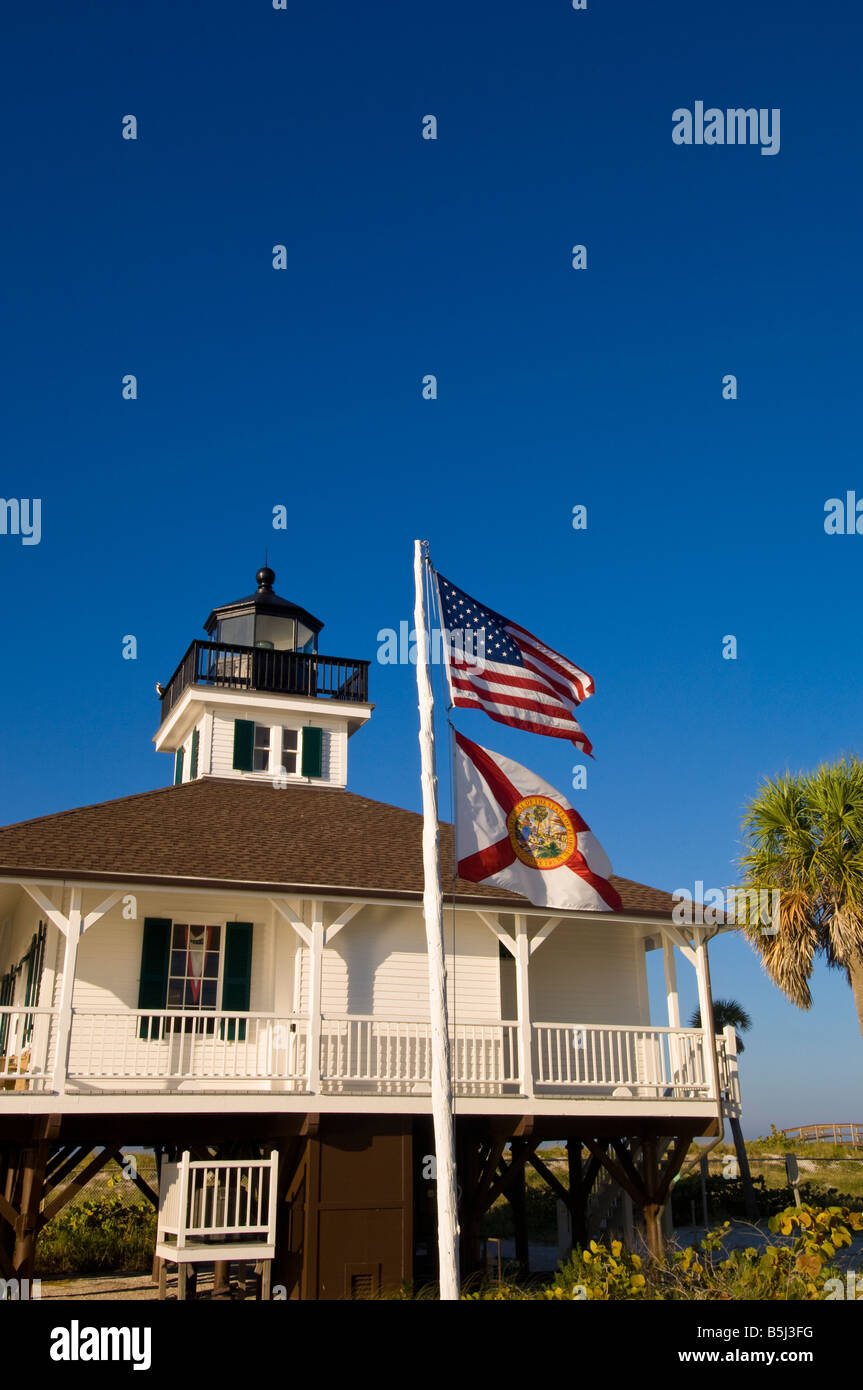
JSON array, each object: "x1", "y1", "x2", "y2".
[
  {"x1": 736, "y1": 756, "x2": 863, "y2": 1038},
  {"x1": 689, "y1": 998, "x2": 752, "y2": 1053},
  {"x1": 689, "y1": 999, "x2": 758, "y2": 1219}
]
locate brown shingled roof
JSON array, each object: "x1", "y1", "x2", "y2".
[{"x1": 0, "y1": 778, "x2": 678, "y2": 918}]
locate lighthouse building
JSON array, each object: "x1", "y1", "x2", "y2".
[{"x1": 0, "y1": 569, "x2": 740, "y2": 1297}]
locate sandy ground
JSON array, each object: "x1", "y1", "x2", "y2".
[{"x1": 39, "y1": 1267, "x2": 260, "y2": 1301}]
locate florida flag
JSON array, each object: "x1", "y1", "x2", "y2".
[{"x1": 454, "y1": 733, "x2": 622, "y2": 913}]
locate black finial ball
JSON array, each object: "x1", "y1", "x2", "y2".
[{"x1": 256, "y1": 566, "x2": 276, "y2": 592}]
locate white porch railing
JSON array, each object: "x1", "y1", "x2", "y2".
[
  {"x1": 319, "y1": 1017, "x2": 519, "y2": 1092},
  {"x1": 0, "y1": 1007, "x2": 56, "y2": 1091},
  {"x1": 66, "y1": 1010, "x2": 308, "y2": 1084},
  {"x1": 716, "y1": 1026, "x2": 742, "y2": 1117},
  {"x1": 1, "y1": 1009, "x2": 721, "y2": 1103},
  {"x1": 533, "y1": 1023, "x2": 710, "y2": 1096}
]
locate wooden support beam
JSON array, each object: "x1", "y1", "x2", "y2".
[
  {"x1": 641, "y1": 1137, "x2": 664, "y2": 1259},
  {"x1": 474, "y1": 1137, "x2": 507, "y2": 1217},
  {"x1": 528, "y1": 917, "x2": 562, "y2": 956},
  {"x1": 127, "y1": 1168, "x2": 159, "y2": 1209},
  {"x1": 527, "y1": 1152, "x2": 571, "y2": 1210},
  {"x1": 485, "y1": 1140, "x2": 537, "y2": 1208},
  {"x1": 323, "y1": 902, "x2": 363, "y2": 944},
  {"x1": 20, "y1": 884, "x2": 69, "y2": 938},
  {"x1": 40, "y1": 1146, "x2": 122, "y2": 1228},
  {"x1": 475, "y1": 911, "x2": 516, "y2": 958},
  {"x1": 0, "y1": 1190, "x2": 18, "y2": 1232},
  {"x1": 45, "y1": 1146, "x2": 87, "y2": 1192},
  {"x1": 12, "y1": 1142, "x2": 50, "y2": 1278},
  {"x1": 655, "y1": 1134, "x2": 692, "y2": 1206},
  {"x1": 567, "y1": 1142, "x2": 598, "y2": 1251},
  {"x1": 610, "y1": 1138, "x2": 646, "y2": 1197},
  {"x1": 509, "y1": 1143, "x2": 530, "y2": 1277},
  {"x1": 269, "y1": 897, "x2": 311, "y2": 948},
  {"x1": 82, "y1": 891, "x2": 124, "y2": 934},
  {"x1": 661, "y1": 924, "x2": 697, "y2": 966},
  {"x1": 582, "y1": 1137, "x2": 643, "y2": 1207},
  {"x1": 44, "y1": 1145, "x2": 74, "y2": 1182}
]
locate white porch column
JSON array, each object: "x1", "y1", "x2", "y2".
[
  {"x1": 694, "y1": 929, "x2": 722, "y2": 1116},
  {"x1": 51, "y1": 888, "x2": 82, "y2": 1094},
  {"x1": 514, "y1": 914, "x2": 534, "y2": 1096},
  {"x1": 662, "y1": 935, "x2": 680, "y2": 1027},
  {"x1": 662, "y1": 933, "x2": 681, "y2": 1089},
  {"x1": 307, "y1": 901, "x2": 324, "y2": 1094}
]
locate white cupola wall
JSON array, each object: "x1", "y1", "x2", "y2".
[{"x1": 153, "y1": 567, "x2": 372, "y2": 789}]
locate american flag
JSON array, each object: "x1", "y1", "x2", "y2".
[{"x1": 434, "y1": 571, "x2": 595, "y2": 754}]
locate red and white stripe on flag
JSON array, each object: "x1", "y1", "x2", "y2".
[{"x1": 454, "y1": 732, "x2": 622, "y2": 913}]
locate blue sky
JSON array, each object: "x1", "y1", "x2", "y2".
[{"x1": 1, "y1": 0, "x2": 861, "y2": 1135}]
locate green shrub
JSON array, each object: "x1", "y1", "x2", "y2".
[
  {"x1": 432, "y1": 1204, "x2": 863, "y2": 1301},
  {"x1": 671, "y1": 1171, "x2": 863, "y2": 1224},
  {"x1": 36, "y1": 1196, "x2": 156, "y2": 1275}
]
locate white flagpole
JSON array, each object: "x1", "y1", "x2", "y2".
[{"x1": 413, "y1": 538, "x2": 460, "y2": 1301}]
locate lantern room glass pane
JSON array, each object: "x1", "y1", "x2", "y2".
[
  {"x1": 216, "y1": 614, "x2": 255, "y2": 647},
  {"x1": 255, "y1": 614, "x2": 296, "y2": 651}
]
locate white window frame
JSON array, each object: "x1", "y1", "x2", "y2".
[
  {"x1": 167, "y1": 923, "x2": 226, "y2": 1018},
  {"x1": 252, "y1": 723, "x2": 271, "y2": 773}
]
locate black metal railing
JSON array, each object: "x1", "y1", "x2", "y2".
[{"x1": 159, "y1": 641, "x2": 370, "y2": 717}]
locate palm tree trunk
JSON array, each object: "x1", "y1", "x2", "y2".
[
  {"x1": 729, "y1": 1115, "x2": 759, "y2": 1221},
  {"x1": 848, "y1": 951, "x2": 863, "y2": 1040}
]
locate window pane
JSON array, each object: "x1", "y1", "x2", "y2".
[
  {"x1": 282, "y1": 729, "x2": 298, "y2": 752},
  {"x1": 254, "y1": 725, "x2": 270, "y2": 749},
  {"x1": 164, "y1": 925, "x2": 222, "y2": 1012},
  {"x1": 253, "y1": 749, "x2": 269, "y2": 771},
  {"x1": 217, "y1": 614, "x2": 254, "y2": 647},
  {"x1": 282, "y1": 753, "x2": 297, "y2": 775}
]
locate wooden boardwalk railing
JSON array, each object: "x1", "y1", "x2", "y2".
[{"x1": 780, "y1": 1123, "x2": 863, "y2": 1147}]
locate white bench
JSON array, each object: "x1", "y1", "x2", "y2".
[{"x1": 155, "y1": 1150, "x2": 279, "y2": 1300}]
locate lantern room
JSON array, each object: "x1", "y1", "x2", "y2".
[
  {"x1": 204, "y1": 566, "x2": 323, "y2": 655},
  {"x1": 153, "y1": 566, "x2": 373, "y2": 789}
]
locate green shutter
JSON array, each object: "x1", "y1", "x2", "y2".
[
  {"x1": 221, "y1": 922, "x2": 253, "y2": 1041},
  {"x1": 21, "y1": 926, "x2": 45, "y2": 1045},
  {"x1": 301, "y1": 726, "x2": 323, "y2": 778},
  {"x1": 0, "y1": 972, "x2": 12, "y2": 1052},
  {"x1": 138, "y1": 918, "x2": 171, "y2": 1039},
  {"x1": 174, "y1": 748, "x2": 184, "y2": 785},
  {"x1": 23, "y1": 935, "x2": 37, "y2": 1008},
  {"x1": 232, "y1": 719, "x2": 255, "y2": 772},
  {"x1": 189, "y1": 727, "x2": 200, "y2": 779}
]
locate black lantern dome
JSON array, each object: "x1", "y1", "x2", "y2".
[{"x1": 203, "y1": 568, "x2": 324, "y2": 655}]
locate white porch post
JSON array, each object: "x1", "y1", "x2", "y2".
[
  {"x1": 662, "y1": 933, "x2": 681, "y2": 1089},
  {"x1": 662, "y1": 935, "x2": 680, "y2": 1027},
  {"x1": 694, "y1": 929, "x2": 722, "y2": 1117},
  {"x1": 51, "y1": 888, "x2": 82, "y2": 1094},
  {"x1": 307, "y1": 901, "x2": 324, "y2": 1094},
  {"x1": 514, "y1": 914, "x2": 534, "y2": 1096}
]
